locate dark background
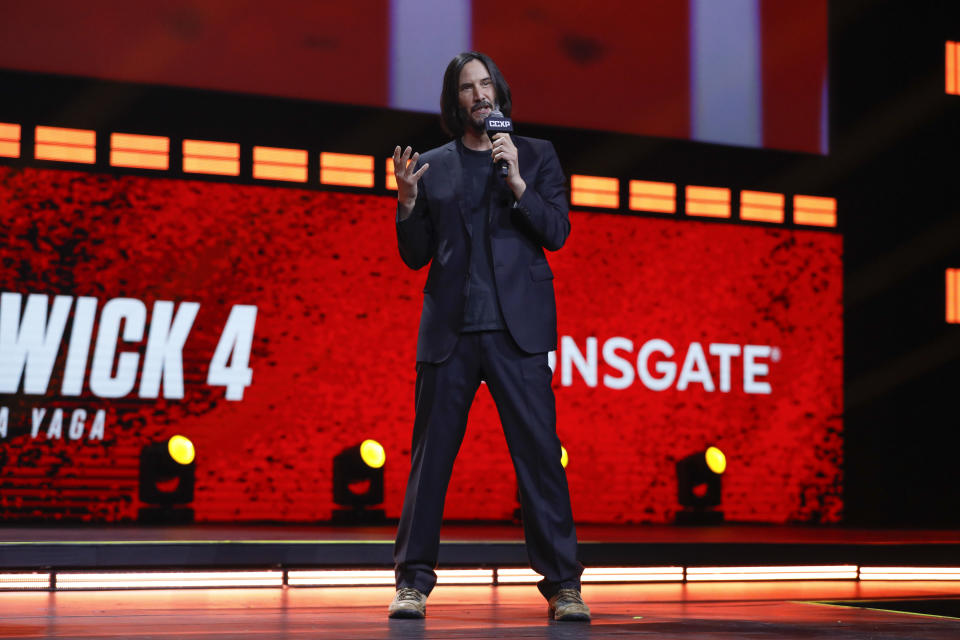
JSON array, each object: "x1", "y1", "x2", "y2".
[{"x1": 832, "y1": 0, "x2": 960, "y2": 526}]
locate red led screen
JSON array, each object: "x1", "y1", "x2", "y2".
[
  {"x1": 0, "y1": 0, "x2": 827, "y2": 153},
  {"x1": 0, "y1": 166, "x2": 842, "y2": 523}
]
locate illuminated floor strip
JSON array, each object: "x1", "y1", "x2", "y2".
[
  {"x1": 497, "y1": 568, "x2": 541, "y2": 584},
  {"x1": 583, "y1": 567, "x2": 684, "y2": 582},
  {"x1": 0, "y1": 572, "x2": 51, "y2": 590},
  {"x1": 288, "y1": 569, "x2": 394, "y2": 586},
  {"x1": 686, "y1": 565, "x2": 859, "y2": 581},
  {"x1": 7, "y1": 566, "x2": 960, "y2": 590},
  {"x1": 55, "y1": 571, "x2": 284, "y2": 590},
  {"x1": 437, "y1": 569, "x2": 494, "y2": 585},
  {"x1": 860, "y1": 567, "x2": 960, "y2": 581}
]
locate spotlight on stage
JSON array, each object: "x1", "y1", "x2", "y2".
[
  {"x1": 675, "y1": 446, "x2": 726, "y2": 525},
  {"x1": 332, "y1": 439, "x2": 386, "y2": 524},
  {"x1": 138, "y1": 435, "x2": 196, "y2": 524}
]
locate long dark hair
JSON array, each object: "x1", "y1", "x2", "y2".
[{"x1": 440, "y1": 51, "x2": 512, "y2": 138}]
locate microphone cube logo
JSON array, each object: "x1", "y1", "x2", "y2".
[{"x1": 484, "y1": 117, "x2": 513, "y2": 132}]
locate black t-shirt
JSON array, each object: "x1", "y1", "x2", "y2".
[{"x1": 459, "y1": 142, "x2": 505, "y2": 332}]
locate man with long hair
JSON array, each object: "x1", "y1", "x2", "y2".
[{"x1": 389, "y1": 51, "x2": 588, "y2": 622}]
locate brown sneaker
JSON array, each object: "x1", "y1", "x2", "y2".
[
  {"x1": 547, "y1": 588, "x2": 591, "y2": 622},
  {"x1": 388, "y1": 587, "x2": 427, "y2": 619}
]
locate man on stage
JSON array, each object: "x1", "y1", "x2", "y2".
[{"x1": 389, "y1": 51, "x2": 589, "y2": 622}]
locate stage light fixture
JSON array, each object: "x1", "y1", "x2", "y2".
[
  {"x1": 167, "y1": 435, "x2": 195, "y2": 465},
  {"x1": 359, "y1": 439, "x2": 386, "y2": 469},
  {"x1": 332, "y1": 439, "x2": 386, "y2": 524},
  {"x1": 138, "y1": 435, "x2": 196, "y2": 524},
  {"x1": 675, "y1": 446, "x2": 726, "y2": 525}
]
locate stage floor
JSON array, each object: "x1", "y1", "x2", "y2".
[
  {"x1": 3, "y1": 523, "x2": 960, "y2": 570},
  {"x1": 1, "y1": 581, "x2": 959, "y2": 639},
  {"x1": 7, "y1": 522, "x2": 960, "y2": 543}
]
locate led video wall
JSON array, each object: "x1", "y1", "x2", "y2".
[
  {"x1": 0, "y1": 0, "x2": 828, "y2": 153},
  {"x1": 0, "y1": 165, "x2": 842, "y2": 523}
]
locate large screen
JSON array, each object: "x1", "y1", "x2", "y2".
[
  {"x1": 0, "y1": 0, "x2": 827, "y2": 153},
  {"x1": 0, "y1": 166, "x2": 842, "y2": 523}
]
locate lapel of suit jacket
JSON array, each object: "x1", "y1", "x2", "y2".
[{"x1": 447, "y1": 142, "x2": 472, "y2": 237}]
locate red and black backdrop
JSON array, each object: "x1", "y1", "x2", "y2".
[{"x1": 0, "y1": 165, "x2": 842, "y2": 523}]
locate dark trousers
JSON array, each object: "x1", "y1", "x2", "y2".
[{"x1": 393, "y1": 330, "x2": 583, "y2": 599}]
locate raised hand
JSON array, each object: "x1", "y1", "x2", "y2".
[{"x1": 394, "y1": 146, "x2": 430, "y2": 218}]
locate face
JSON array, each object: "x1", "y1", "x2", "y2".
[{"x1": 457, "y1": 58, "x2": 496, "y2": 133}]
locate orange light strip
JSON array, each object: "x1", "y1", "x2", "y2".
[
  {"x1": 582, "y1": 567, "x2": 683, "y2": 582},
  {"x1": 286, "y1": 569, "x2": 493, "y2": 587},
  {"x1": 436, "y1": 569, "x2": 494, "y2": 585},
  {"x1": 0, "y1": 122, "x2": 21, "y2": 158},
  {"x1": 686, "y1": 185, "x2": 731, "y2": 218},
  {"x1": 496, "y1": 568, "x2": 541, "y2": 584},
  {"x1": 10, "y1": 124, "x2": 845, "y2": 231},
  {"x1": 35, "y1": 126, "x2": 96, "y2": 164},
  {"x1": 794, "y1": 195, "x2": 837, "y2": 227},
  {"x1": 948, "y1": 269, "x2": 960, "y2": 324},
  {"x1": 954, "y1": 41, "x2": 960, "y2": 94},
  {"x1": 110, "y1": 133, "x2": 169, "y2": 170},
  {"x1": 253, "y1": 146, "x2": 308, "y2": 183},
  {"x1": 740, "y1": 190, "x2": 785, "y2": 223},
  {"x1": 948, "y1": 42, "x2": 959, "y2": 95},
  {"x1": 386, "y1": 157, "x2": 398, "y2": 190},
  {"x1": 0, "y1": 572, "x2": 50, "y2": 590},
  {"x1": 287, "y1": 570, "x2": 394, "y2": 587},
  {"x1": 686, "y1": 565, "x2": 858, "y2": 581},
  {"x1": 629, "y1": 180, "x2": 676, "y2": 213},
  {"x1": 11, "y1": 565, "x2": 960, "y2": 591},
  {"x1": 860, "y1": 567, "x2": 960, "y2": 581},
  {"x1": 320, "y1": 152, "x2": 374, "y2": 187},
  {"x1": 571, "y1": 174, "x2": 619, "y2": 208},
  {"x1": 55, "y1": 571, "x2": 283, "y2": 589},
  {"x1": 183, "y1": 139, "x2": 240, "y2": 176}
]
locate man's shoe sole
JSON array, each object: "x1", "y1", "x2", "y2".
[
  {"x1": 549, "y1": 607, "x2": 591, "y2": 622},
  {"x1": 388, "y1": 608, "x2": 425, "y2": 619}
]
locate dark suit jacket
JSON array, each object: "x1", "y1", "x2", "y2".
[{"x1": 396, "y1": 136, "x2": 570, "y2": 363}]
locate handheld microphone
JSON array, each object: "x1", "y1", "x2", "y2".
[{"x1": 484, "y1": 108, "x2": 513, "y2": 177}]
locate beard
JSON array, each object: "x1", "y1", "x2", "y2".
[{"x1": 461, "y1": 99, "x2": 493, "y2": 134}]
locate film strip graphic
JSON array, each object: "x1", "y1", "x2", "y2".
[
  {"x1": 0, "y1": 122, "x2": 837, "y2": 230},
  {"x1": 570, "y1": 175, "x2": 837, "y2": 228}
]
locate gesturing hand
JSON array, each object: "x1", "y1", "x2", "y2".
[{"x1": 394, "y1": 145, "x2": 430, "y2": 218}]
